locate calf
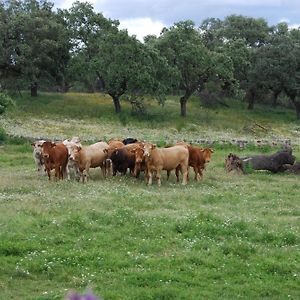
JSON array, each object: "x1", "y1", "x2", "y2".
[
  {"x1": 31, "y1": 140, "x2": 46, "y2": 175},
  {"x1": 68, "y1": 141, "x2": 109, "y2": 182},
  {"x1": 143, "y1": 143, "x2": 189, "y2": 186},
  {"x1": 41, "y1": 141, "x2": 68, "y2": 180}
]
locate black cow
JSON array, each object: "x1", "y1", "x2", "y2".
[
  {"x1": 122, "y1": 138, "x2": 138, "y2": 145},
  {"x1": 110, "y1": 147, "x2": 136, "y2": 176}
]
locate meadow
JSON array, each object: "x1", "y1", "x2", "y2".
[{"x1": 0, "y1": 93, "x2": 299, "y2": 299}]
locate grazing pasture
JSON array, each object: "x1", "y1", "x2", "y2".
[{"x1": 0, "y1": 93, "x2": 299, "y2": 299}]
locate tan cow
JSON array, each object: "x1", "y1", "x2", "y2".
[
  {"x1": 143, "y1": 143, "x2": 189, "y2": 186},
  {"x1": 68, "y1": 141, "x2": 109, "y2": 182},
  {"x1": 41, "y1": 141, "x2": 68, "y2": 180}
]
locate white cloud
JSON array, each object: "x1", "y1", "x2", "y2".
[
  {"x1": 56, "y1": 0, "x2": 104, "y2": 9},
  {"x1": 118, "y1": 17, "x2": 166, "y2": 41}
]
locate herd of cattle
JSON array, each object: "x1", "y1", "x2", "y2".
[{"x1": 31, "y1": 137, "x2": 214, "y2": 186}]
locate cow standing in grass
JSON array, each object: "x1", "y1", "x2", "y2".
[
  {"x1": 41, "y1": 141, "x2": 68, "y2": 180},
  {"x1": 31, "y1": 140, "x2": 46, "y2": 175},
  {"x1": 143, "y1": 143, "x2": 189, "y2": 186},
  {"x1": 68, "y1": 141, "x2": 109, "y2": 183},
  {"x1": 63, "y1": 137, "x2": 82, "y2": 181},
  {"x1": 168, "y1": 144, "x2": 214, "y2": 181},
  {"x1": 108, "y1": 143, "x2": 143, "y2": 176}
]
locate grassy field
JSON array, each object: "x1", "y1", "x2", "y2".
[
  {"x1": 1, "y1": 92, "x2": 300, "y2": 144},
  {"x1": 0, "y1": 92, "x2": 300, "y2": 299}
]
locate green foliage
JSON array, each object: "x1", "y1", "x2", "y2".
[
  {"x1": 0, "y1": 127, "x2": 7, "y2": 143},
  {"x1": 0, "y1": 92, "x2": 14, "y2": 114}
]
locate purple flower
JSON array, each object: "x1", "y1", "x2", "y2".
[{"x1": 66, "y1": 290, "x2": 101, "y2": 300}]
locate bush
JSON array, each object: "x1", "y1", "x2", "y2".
[
  {"x1": 0, "y1": 127, "x2": 7, "y2": 143},
  {"x1": 0, "y1": 92, "x2": 14, "y2": 114}
]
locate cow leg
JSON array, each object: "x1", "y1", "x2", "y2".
[
  {"x1": 66, "y1": 163, "x2": 71, "y2": 180},
  {"x1": 156, "y1": 169, "x2": 162, "y2": 187},
  {"x1": 147, "y1": 170, "x2": 153, "y2": 185},
  {"x1": 46, "y1": 167, "x2": 51, "y2": 180},
  {"x1": 54, "y1": 165, "x2": 60, "y2": 181},
  {"x1": 196, "y1": 166, "x2": 203, "y2": 180},
  {"x1": 83, "y1": 162, "x2": 91, "y2": 183},
  {"x1": 113, "y1": 165, "x2": 117, "y2": 176},
  {"x1": 175, "y1": 166, "x2": 180, "y2": 183},
  {"x1": 100, "y1": 164, "x2": 106, "y2": 178},
  {"x1": 181, "y1": 165, "x2": 188, "y2": 185},
  {"x1": 192, "y1": 166, "x2": 198, "y2": 181},
  {"x1": 167, "y1": 170, "x2": 171, "y2": 180}
]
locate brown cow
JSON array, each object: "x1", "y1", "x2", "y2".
[
  {"x1": 189, "y1": 147, "x2": 214, "y2": 180},
  {"x1": 41, "y1": 141, "x2": 68, "y2": 180},
  {"x1": 143, "y1": 143, "x2": 189, "y2": 186},
  {"x1": 168, "y1": 145, "x2": 214, "y2": 181},
  {"x1": 130, "y1": 144, "x2": 147, "y2": 178}
]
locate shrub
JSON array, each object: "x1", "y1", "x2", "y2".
[
  {"x1": 0, "y1": 92, "x2": 14, "y2": 115},
  {"x1": 0, "y1": 127, "x2": 7, "y2": 143}
]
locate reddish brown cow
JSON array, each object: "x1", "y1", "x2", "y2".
[
  {"x1": 130, "y1": 144, "x2": 147, "y2": 178},
  {"x1": 41, "y1": 142, "x2": 68, "y2": 180},
  {"x1": 168, "y1": 145, "x2": 214, "y2": 181},
  {"x1": 188, "y1": 147, "x2": 213, "y2": 180}
]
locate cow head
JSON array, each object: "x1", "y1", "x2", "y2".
[
  {"x1": 41, "y1": 141, "x2": 56, "y2": 159},
  {"x1": 68, "y1": 144, "x2": 82, "y2": 162},
  {"x1": 31, "y1": 140, "x2": 46, "y2": 157},
  {"x1": 143, "y1": 143, "x2": 156, "y2": 157},
  {"x1": 131, "y1": 147, "x2": 144, "y2": 163},
  {"x1": 201, "y1": 148, "x2": 214, "y2": 163}
]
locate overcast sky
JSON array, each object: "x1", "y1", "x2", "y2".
[{"x1": 55, "y1": 0, "x2": 300, "y2": 41}]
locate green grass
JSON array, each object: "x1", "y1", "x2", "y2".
[
  {"x1": 0, "y1": 92, "x2": 299, "y2": 299},
  {"x1": 0, "y1": 143, "x2": 299, "y2": 299},
  {"x1": 1, "y1": 92, "x2": 300, "y2": 143}
]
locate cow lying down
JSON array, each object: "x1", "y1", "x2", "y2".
[{"x1": 225, "y1": 149, "x2": 295, "y2": 174}]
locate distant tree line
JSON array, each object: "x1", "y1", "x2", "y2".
[{"x1": 1, "y1": 0, "x2": 300, "y2": 118}]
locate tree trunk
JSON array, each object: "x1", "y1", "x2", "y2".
[
  {"x1": 180, "y1": 96, "x2": 187, "y2": 117},
  {"x1": 112, "y1": 95, "x2": 121, "y2": 113},
  {"x1": 289, "y1": 93, "x2": 300, "y2": 120},
  {"x1": 246, "y1": 89, "x2": 255, "y2": 110},
  {"x1": 272, "y1": 90, "x2": 280, "y2": 107},
  {"x1": 180, "y1": 90, "x2": 193, "y2": 117},
  {"x1": 295, "y1": 101, "x2": 300, "y2": 120},
  {"x1": 30, "y1": 82, "x2": 38, "y2": 97}
]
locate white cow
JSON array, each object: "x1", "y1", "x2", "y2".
[
  {"x1": 63, "y1": 137, "x2": 82, "y2": 181},
  {"x1": 31, "y1": 140, "x2": 46, "y2": 175}
]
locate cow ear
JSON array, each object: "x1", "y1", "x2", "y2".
[
  {"x1": 152, "y1": 144, "x2": 157, "y2": 149},
  {"x1": 210, "y1": 148, "x2": 214, "y2": 153}
]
